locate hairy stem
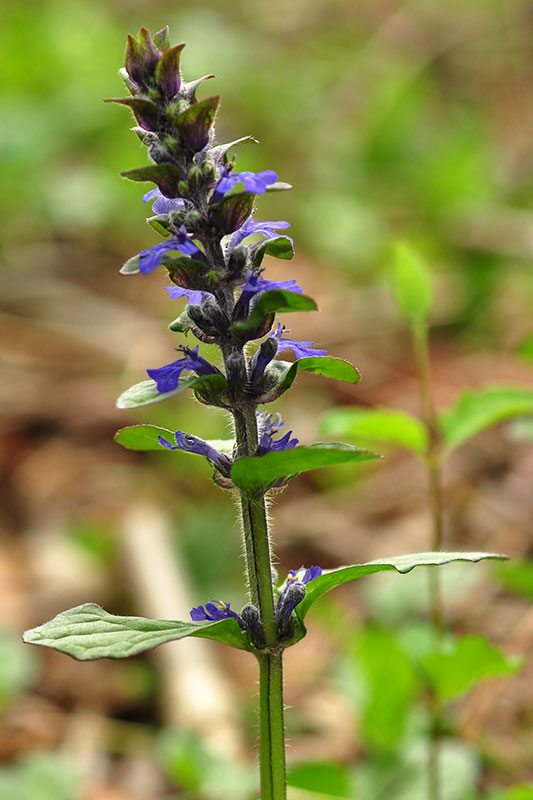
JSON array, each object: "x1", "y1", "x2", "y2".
[
  {"x1": 232, "y1": 393, "x2": 286, "y2": 799},
  {"x1": 259, "y1": 652, "x2": 287, "y2": 800},
  {"x1": 411, "y1": 320, "x2": 443, "y2": 800}
]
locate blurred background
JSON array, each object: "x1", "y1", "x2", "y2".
[{"x1": 1, "y1": 0, "x2": 533, "y2": 797}]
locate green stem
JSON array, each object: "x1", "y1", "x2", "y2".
[
  {"x1": 232, "y1": 400, "x2": 286, "y2": 799},
  {"x1": 259, "y1": 653, "x2": 287, "y2": 800},
  {"x1": 411, "y1": 320, "x2": 443, "y2": 800}
]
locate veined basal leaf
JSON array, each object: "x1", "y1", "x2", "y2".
[
  {"x1": 116, "y1": 373, "x2": 227, "y2": 409},
  {"x1": 231, "y1": 442, "x2": 379, "y2": 496},
  {"x1": 439, "y1": 385, "x2": 533, "y2": 453},
  {"x1": 22, "y1": 603, "x2": 250, "y2": 659},
  {"x1": 296, "y1": 552, "x2": 507, "y2": 621},
  {"x1": 319, "y1": 407, "x2": 428, "y2": 454}
]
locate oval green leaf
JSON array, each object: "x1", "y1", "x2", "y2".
[
  {"x1": 319, "y1": 407, "x2": 428, "y2": 454},
  {"x1": 116, "y1": 373, "x2": 227, "y2": 409},
  {"x1": 439, "y1": 385, "x2": 533, "y2": 453},
  {"x1": 391, "y1": 241, "x2": 433, "y2": 323},
  {"x1": 231, "y1": 442, "x2": 379, "y2": 496},
  {"x1": 261, "y1": 357, "x2": 360, "y2": 402},
  {"x1": 22, "y1": 603, "x2": 250, "y2": 660},
  {"x1": 296, "y1": 552, "x2": 507, "y2": 621},
  {"x1": 115, "y1": 424, "x2": 235, "y2": 457}
]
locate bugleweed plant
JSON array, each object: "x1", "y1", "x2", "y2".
[{"x1": 23, "y1": 29, "x2": 504, "y2": 800}]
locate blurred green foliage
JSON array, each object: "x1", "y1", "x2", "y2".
[{"x1": 3, "y1": 0, "x2": 533, "y2": 331}]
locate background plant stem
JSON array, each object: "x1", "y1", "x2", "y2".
[{"x1": 411, "y1": 319, "x2": 444, "y2": 800}]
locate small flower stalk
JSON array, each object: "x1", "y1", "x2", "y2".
[{"x1": 22, "y1": 26, "x2": 505, "y2": 800}]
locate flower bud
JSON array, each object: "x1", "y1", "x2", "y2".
[
  {"x1": 276, "y1": 581, "x2": 306, "y2": 638},
  {"x1": 178, "y1": 180, "x2": 189, "y2": 196},
  {"x1": 184, "y1": 210, "x2": 202, "y2": 230},
  {"x1": 225, "y1": 352, "x2": 248, "y2": 398},
  {"x1": 202, "y1": 160, "x2": 216, "y2": 179},
  {"x1": 227, "y1": 245, "x2": 249, "y2": 281},
  {"x1": 149, "y1": 144, "x2": 171, "y2": 164},
  {"x1": 187, "y1": 165, "x2": 203, "y2": 184},
  {"x1": 241, "y1": 605, "x2": 266, "y2": 650}
]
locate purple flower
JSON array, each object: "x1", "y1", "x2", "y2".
[
  {"x1": 250, "y1": 324, "x2": 327, "y2": 388},
  {"x1": 276, "y1": 565, "x2": 322, "y2": 631},
  {"x1": 228, "y1": 216, "x2": 292, "y2": 251},
  {"x1": 165, "y1": 286, "x2": 211, "y2": 305},
  {"x1": 143, "y1": 188, "x2": 186, "y2": 215},
  {"x1": 190, "y1": 601, "x2": 245, "y2": 629},
  {"x1": 234, "y1": 271, "x2": 303, "y2": 317},
  {"x1": 138, "y1": 225, "x2": 200, "y2": 274},
  {"x1": 147, "y1": 345, "x2": 220, "y2": 393},
  {"x1": 256, "y1": 411, "x2": 298, "y2": 455},
  {"x1": 272, "y1": 323, "x2": 327, "y2": 359},
  {"x1": 158, "y1": 430, "x2": 232, "y2": 476},
  {"x1": 213, "y1": 165, "x2": 278, "y2": 200}
]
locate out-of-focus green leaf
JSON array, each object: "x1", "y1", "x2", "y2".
[
  {"x1": 493, "y1": 561, "x2": 533, "y2": 601},
  {"x1": 297, "y1": 553, "x2": 506, "y2": 620},
  {"x1": 0, "y1": 753, "x2": 81, "y2": 800},
  {"x1": 390, "y1": 242, "x2": 433, "y2": 323},
  {"x1": 439, "y1": 385, "x2": 533, "y2": 452},
  {"x1": 287, "y1": 761, "x2": 351, "y2": 797},
  {"x1": 23, "y1": 603, "x2": 250, "y2": 659},
  {"x1": 158, "y1": 729, "x2": 257, "y2": 798},
  {"x1": 320, "y1": 407, "x2": 427, "y2": 454},
  {"x1": 0, "y1": 631, "x2": 36, "y2": 706},
  {"x1": 352, "y1": 627, "x2": 416, "y2": 753},
  {"x1": 489, "y1": 787, "x2": 533, "y2": 800},
  {"x1": 230, "y1": 289, "x2": 317, "y2": 334},
  {"x1": 231, "y1": 443, "x2": 378, "y2": 496},
  {"x1": 116, "y1": 373, "x2": 227, "y2": 409},
  {"x1": 420, "y1": 634, "x2": 520, "y2": 702}
]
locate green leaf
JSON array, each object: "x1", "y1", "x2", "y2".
[
  {"x1": 493, "y1": 560, "x2": 533, "y2": 601},
  {"x1": 262, "y1": 357, "x2": 360, "y2": 401},
  {"x1": 147, "y1": 215, "x2": 171, "y2": 237},
  {"x1": 266, "y1": 181, "x2": 292, "y2": 192},
  {"x1": 287, "y1": 762, "x2": 350, "y2": 798},
  {"x1": 253, "y1": 236, "x2": 294, "y2": 268},
  {"x1": 319, "y1": 407, "x2": 428, "y2": 454},
  {"x1": 296, "y1": 552, "x2": 506, "y2": 621},
  {"x1": 209, "y1": 191, "x2": 255, "y2": 236},
  {"x1": 120, "y1": 163, "x2": 183, "y2": 198},
  {"x1": 120, "y1": 254, "x2": 141, "y2": 275},
  {"x1": 105, "y1": 96, "x2": 159, "y2": 130},
  {"x1": 230, "y1": 290, "x2": 317, "y2": 335},
  {"x1": 168, "y1": 308, "x2": 192, "y2": 333},
  {"x1": 174, "y1": 95, "x2": 220, "y2": 152},
  {"x1": 390, "y1": 241, "x2": 433, "y2": 322},
  {"x1": 231, "y1": 442, "x2": 378, "y2": 496},
  {"x1": 490, "y1": 787, "x2": 533, "y2": 800},
  {"x1": 114, "y1": 424, "x2": 235, "y2": 457},
  {"x1": 420, "y1": 634, "x2": 520, "y2": 702},
  {"x1": 439, "y1": 385, "x2": 533, "y2": 452},
  {"x1": 116, "y1": 373, "x2": 227, "y2": 409},
  {"x1": 22, "y1": 603, "x2": 250, "y2": 659},
  {"x1": 351, "y1": 627, "x2": 417, "y2": 753}
]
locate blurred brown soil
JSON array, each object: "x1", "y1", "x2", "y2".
[{"x1": 1, "y1": 246, "x2": 532, "y2": 796}]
